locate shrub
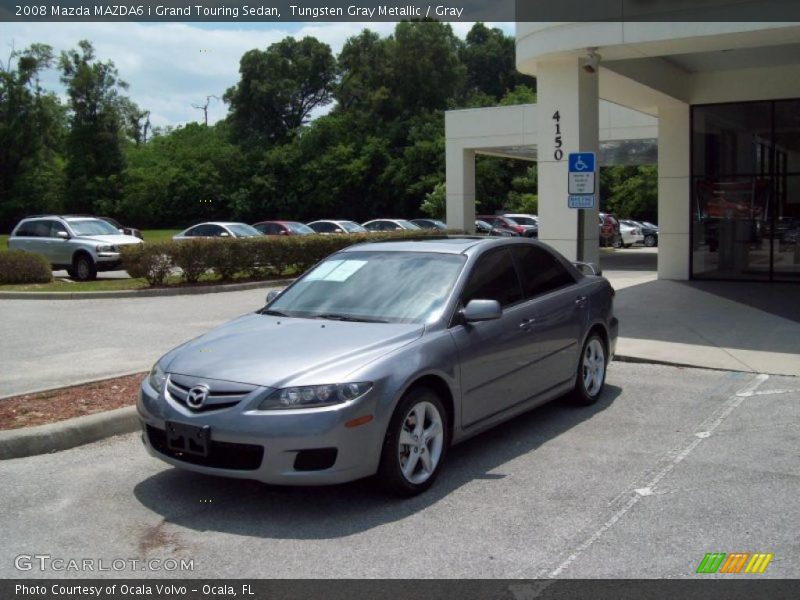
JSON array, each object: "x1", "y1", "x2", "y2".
[
  {"x1": 204, "y1": 239, "x2": 251, "y2": 281},
  {"x1": 0, "y1": 251, "x2": 53, "y2": 284},
  {"x1": 171, "y1": 239, "x2": 214, "y2": 283},
  {"x1": 122, "y1": 229, "x2": 465, "y2": 286},
  {"x1": 120, "y1": 243, "x2": 174, "y2": 286}
]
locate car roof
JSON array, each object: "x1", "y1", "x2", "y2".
[{"x1": 338, "y1": 236, "x2": 554, "y2": 256}]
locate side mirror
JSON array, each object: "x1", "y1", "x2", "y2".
[
  {"x1": 56, "y1": 231, "x2": 69, "y2": 240},
  {"x1": 461, "y1": 299, "x2": 502, "y2": 323},
  {"x1": 220, "y1": 232, "x2": 230, "y2": 237},
  {"x1": 335, "y1": 229, "x2": 343, "y2": 233},
  {"x1": 279, "y1": 230, "x2": 288, "y2": 235},
  {"x1": 573, "y1": 261, "x2": 602, "y2": 276},
  {"x1": 265, "y1": 289, "x2": 282, "y2": 304},
  {"x1": 118, "y1": 228, "x2": 125, "y2": 234}
]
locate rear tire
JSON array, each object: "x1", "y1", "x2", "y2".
[
  {"x1": 378, "y1": 387, "x2": 449, "y2": 497},
  {"x1": 570, "y1": 333, "x2": 607, "y2": 406},
  {"x1": 644, "y1": 235, "x2": 657, "y2": 247},
  {"x1": 72, "y1": 254, "x2": 97, "y2": 282}
]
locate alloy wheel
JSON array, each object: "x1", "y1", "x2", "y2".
[
  {"x1": 397, "y1": 401, "x2": 444, "y2": 485},
  {"x1": 582, "y1": 338, "x2": 606, "y2": 397}
]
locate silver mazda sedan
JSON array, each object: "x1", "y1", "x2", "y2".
[{"x1": 138, "y1": 237, "x2": 618, "y2": 495}]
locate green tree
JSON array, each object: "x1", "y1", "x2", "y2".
[
  {"x1": 461, "y1": 23, "x2": 536, "y2": 102},
  {"x1": 224, "y1": 36, "x2": 336, "y2": 145},
  {"x1": 390, "y1": 21, "x2": 465, "y2": 114},
  {"x1": 0, "y1": 43, "x2": 66, "y2": 230},
  {"x1": 601, "y1": 165, "x2": 658, "y2": 221},
  {"x1": 60, "y1": 40, "x2": 129, "y2": 215},
  {"x1": 420, "y1": 181, "x2": 446, "y2": 219}
]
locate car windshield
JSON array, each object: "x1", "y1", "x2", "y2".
[
  {"x1": 396, "y1": 220, "x2": 422, "y2": 230},
  {"x1": 287, "y1": 222, "x2": 315, "y2": 234},
  {"x1": 67, "y1": 219, "x2": 120, "y2": 236},
  {"x1": 643, "y1": 222, "x2": 658, "y2": 229},
  {"x1": 341, "y1": 221, "x2": 367, "y2": 233},
  {"x1": 509, "y1": 216, "x2": 536, "y2": 226},
  {"x1": 267, "y1": 251, "x2": 466, "y2": 324},
  {"x1": 227, "y1": 223, "x2": 262, "y2": 237}
]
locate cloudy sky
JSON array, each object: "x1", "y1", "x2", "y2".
[{"x1": 1, "y1": 21, "x2": 513, "y2": 128}]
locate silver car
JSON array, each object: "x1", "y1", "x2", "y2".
[
  {"x1": 138, "y1": 237, "x2": 618, "y2": 495},
  {"x1": 172, "y1": 222, "x2": 263, "y2": 240},
  {"x1": 7, "y1": 215, "x2": 144, "y2": 281}
]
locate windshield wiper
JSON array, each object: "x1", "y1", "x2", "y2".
[
  {"x1": 260, "y1": 309, "x2": 289, "y2": 317},
  {"x1": 314, "y1": 313, "x2": 388, "y2": 323}
]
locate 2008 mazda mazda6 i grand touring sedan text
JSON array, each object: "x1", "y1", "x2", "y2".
[{"x1": 138, "y1": 237, "x2": 618, "y2": 496}]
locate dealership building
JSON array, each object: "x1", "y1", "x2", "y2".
[{"x1": 445, "y1": 22, "x2": 800, "y2": 282}]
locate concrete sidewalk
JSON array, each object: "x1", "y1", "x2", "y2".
[{"x1": 603, "y1": 249, "x2": 800, "y2": 377}]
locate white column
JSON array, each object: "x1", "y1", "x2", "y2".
[
  {"x1": 445, "y1": 143, "x2": 476, "y2": 233},
  {"x1": 536, "y1": 57, "x2": 600, "y2": 263},
  {"x1": 657, "y1": 105, "x2": 691, "y2": 280}
]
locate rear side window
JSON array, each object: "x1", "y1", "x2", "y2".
[
  {"x1": 14, "y1": 221, "x2": 39, "y2": 236},
  {"x1": 462, "y1": 249, "x2": 523, "y2": 308},
  {"x1": 312, "y1": 222, "x2": 335, "y2": 233},
  {"x1": 511, "y1": 245, "x2": 575, "y2": 299}
]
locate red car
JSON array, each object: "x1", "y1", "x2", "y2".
[
  {"x1": 476, "y1": 215, "x2": 530, "y2": 237},
  {"x1": 253, "y1": 221, "x2": 316, "y2": 236}
]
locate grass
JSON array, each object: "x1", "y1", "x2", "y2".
[
  {"x1": 141, "y1": 229, "x2": 180, "y2": 243},
  {"x1": 0, "y1": 269, "x2": 295, "y2": 292}
]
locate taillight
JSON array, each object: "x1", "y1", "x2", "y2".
[{"x1": 515, "y1": 226, "x2": 525, "y2": 233}]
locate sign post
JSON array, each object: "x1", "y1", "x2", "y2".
[{"x1": 567, "y1": 152, "x2": 597, "y2": 261}]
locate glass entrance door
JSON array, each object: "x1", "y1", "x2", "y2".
[{"x1": 691, "y1": 100, "x2": 800, "y2": 281}]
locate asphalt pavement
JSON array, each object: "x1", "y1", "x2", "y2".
[
  {"x1": 0, "y1": 287, "x2": 269, "y2": 397},
  {"x1": 1, "y1": 363, "x2": 797, "y2": 579}
]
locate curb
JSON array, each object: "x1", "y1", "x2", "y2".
[
  {"x1": 0, "y1": 406, "x2": 139, "y2": 460},
  {"x1": 0, "y1": 370, "x2": 147, "y2": 401},
  {"x1": 0, "y1": 278, "x2": 294, "y2": 300},
  {"x1": 612, "y1": 354, "x2": 750, "y2": 374}
]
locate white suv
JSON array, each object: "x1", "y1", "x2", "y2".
[{"x1": 8, "y1": 215, "x2": 143, "y2": 281}]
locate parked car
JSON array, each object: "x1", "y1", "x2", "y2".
[
  {"x1": 139, "y1": 236, "x2": 617, "y2": 496},
  {"x1": 7, "y1": 215, "x2": 143, "y2": 281},
  {"x1": 97, "y1": 216, "x2": 143, "y2": 239},
  {"x1": 616, "y1": 221, "x2": 645, "y2": 248},
  {"x1": 598, "y1": 212, "x2": 622, "y2": 248},
  {"x1": 477, "y1": 215, "x2": 536, "y2": 238},
  {"x1": 307, "y1": 220, "x2": 368, "y2": 234},
  {"x1": 172, "y1": 222, "x2": 263, "y2": 240},
  {"x1": 362, "y1": 219, "x2": 422, "y2": 232},
  {"x1": 410, "y1": 218, "x2": 448, "y2": 231},
  {"x1": 621, "y1": 220, "x2": 658, "y2": 247},
  {"x1": 502, "y1": 214, "x2": 539, "y2": 238},
  {"x1": 253, "y1": 221, "x2": 316, "y2": 236},
  {"x1": 475, "y1": 220, "x2": 516, "y2": 237}
]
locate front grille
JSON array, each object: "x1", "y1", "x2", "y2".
[
  {"x1": 166, "y1": 374, "x2": 255, "y2": 412},
  {"x1": 147, "y1": 425, "x2": 264, "y2": 471}
]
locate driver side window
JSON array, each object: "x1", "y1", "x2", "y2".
[{"x1": 462, "y1": 249, "x2": 523, "y2": 308}]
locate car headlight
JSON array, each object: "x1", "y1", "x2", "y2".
[
  {"x1": 148, "y1": 363, "x2": 167, "y2": 393},
  {"x1": 258, "y1": 382, "x2": 372, "y2": 410},
  {"x1": 97, "y1": 244, "x2": 118, "y2": 252}
]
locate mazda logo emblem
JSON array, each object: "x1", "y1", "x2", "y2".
[{"x1": 186, "y1": 385, "x2": 210, "y2": 409}]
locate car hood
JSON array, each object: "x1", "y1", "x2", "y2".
[
  {"x1": 77, "y1": 234, "x2": 143, "y2": 245},
  {"x1": 165, "y1": 313, "x2": 424, "y2": 388}
]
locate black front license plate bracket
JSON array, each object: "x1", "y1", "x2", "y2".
[{"x1": 166, "y1": 421, "x2": 210, "y2": 457}]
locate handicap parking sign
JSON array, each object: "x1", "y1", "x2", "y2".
[
  {"x1": 569, "y1": 153, "x2": 595, "y2": 173},
  {"x1": 568, "y1": 152, "x2": 596, "y2": 196}
]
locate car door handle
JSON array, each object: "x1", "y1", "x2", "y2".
[
  {"x1": 574, "y1": 295, "x2": 588, "y2": 308},
  {"x1": 519, "y1": 318, "x2": 536, "y2": 330}
]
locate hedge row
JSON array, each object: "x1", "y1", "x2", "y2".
[
  {"x1": 0, "y1": 250, "x2": 53, "y2": 284},
  {"x1": 120, "y1": 230, "x2": 464, "y2": 286}
]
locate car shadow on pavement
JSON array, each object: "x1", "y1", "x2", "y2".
[{"x1": 133, "y1": 385, "x2": 621, "y2": 540}]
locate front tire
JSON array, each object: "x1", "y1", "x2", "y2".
[
  {"x1": 570, "y1": 333, "x2": 607, "y2": 406},
  {"x1": 378, "y1": 387, "x2": 449, "y2": 496},
  {"x1": 72, "y1": 254, "x2": 97, "y2": 282}
]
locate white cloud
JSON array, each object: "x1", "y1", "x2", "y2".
[{"x1": 0, "y1": 21, "x2": 513, "y2": 127}]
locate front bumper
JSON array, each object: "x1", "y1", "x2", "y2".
[{"x1": 137, "y1": 377, "x2": 386, "y2": 485}]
